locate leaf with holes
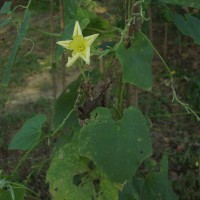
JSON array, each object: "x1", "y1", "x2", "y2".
[
  {"x1": 47, "y1": 142, "x2": 118, "y2": 200},
  {"x1": 79, "y1": 106, "x2": 152, "y2": 183}
]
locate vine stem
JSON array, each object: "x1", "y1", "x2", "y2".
[
  {"x1": 51, "y1": 108, "x2": 74, "y2": 137},
  {"x1": 149, "y1": 111, "x2": 200, "y2": 118},
  {"x1": 117, "y1": 76, "x2": 125, "y2": 116},
  {"x1": 140, "y1": 31, "x2": 200, "y2": 121},
  {"x1": 128, "y1": 0, "x2": 131, "y2": 20},
  {"x1": 11, "y1": 108, "x2": 75, "y2": 176},
  {"x1": 139, "y1": 31, "x2": 172, "y2": 77},
  {"x1": 11, "y1": 143, "x2": 38, "y2": 176},
  {"x1": 78, "y1": 64, "x2": 87, "y2": 81},
  {"x1": 25, "y1": 0, "x2": 32, "y2": 9}
]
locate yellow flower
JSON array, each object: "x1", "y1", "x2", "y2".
[{"x1": 57, "y1": 21, "x2": 99, "y2": 67}]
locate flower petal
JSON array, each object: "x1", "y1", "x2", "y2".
[
  {"x1": 73, "y1": 21, "x2": 82, "y2": 36},
  {"x1": 84, "y1": 34, "x2": 99, "y2": 46},
  {"x1": 57, "y1": 40, "x2": 71, "y2": 49},
  {"x1": 80, "y1": 47, "x2": 90, "y2": 65},
  {"x1": 57, "y1": 21, "x2": 98, "y2": 67},
  {"x1": 66, "y1": 53, "x2": 80, "y2": 67}
]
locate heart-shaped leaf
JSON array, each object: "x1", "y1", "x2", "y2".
[
  {"x1": 79, "y1": 106, "x2": 152, "y2": 183},
  {"x1": 8, "y1": 114, "x2": 46, "y2": 151}
]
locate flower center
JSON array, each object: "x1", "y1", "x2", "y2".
[{"x1": 69, "y1": 35, "x2": 87, "y2": 53}]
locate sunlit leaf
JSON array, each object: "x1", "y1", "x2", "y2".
[
  {"x1": 47, "y1": 143, "x2": 94, "y2": 200},
  {"x1": 160, "y1": 0, "x2": 200, "y2": 9},
  {"x1": 79, "y1": 106, "x2": 152, "y2": 183},
  {"x1": 173, "y1": 14, "x2": 200, "y2": 45},
  {"x1": 116, "y1": 32, "x2": 153, "y2": 90},
  {"x1": 47, "y1": 142, "x2": 118, "y2": 200},
  {"x1": 8, "y1": 114, "x2": 46, "y2": 151}
]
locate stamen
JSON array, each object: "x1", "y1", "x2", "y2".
[{"x1": 69, "y1": 35, "x2": 87, "y2": 53}]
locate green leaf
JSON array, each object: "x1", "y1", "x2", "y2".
[
  {"x1": 98, "y1": 178, "x2": 118, "y2": 200},
  {"x1": 2, "y1": 9, "x2": 31, "y2": 86},
  {"x1": 63, "y1": 0, "x2": 77, "y2": 20},
  {"x1": 0, "y1": 1, "x2": 11, "y2": 14},
  {"x1": 47, "y1": 144, "x2": 94, "y2": 200},
  {"x1": 160, "y1": 0, "x2": 200, "y2": 9},
  {"x1": 52, "y1": 78, "x2": 80, "y2": 131},
  {"x1": 132, "y1": 156, "x2": 178, "y2": 200},
  {"x1": 116, "y1": 32, "x2": 153, "y2": 90},
  {"x1": 8, "y1": 114, "x2": 46, "y2": 151},
  {"x1": 47, "y1": 142, "x2": 118, "y2": 200},
  {"x1": 76, "y1": 7, "x2": 109, "y2": 34},
  {"x1": 0, "y1": 187, "x2": 25, "y2": 200},
  {"x1": 119, "y1": 180, "x2": 141, "y2": 200},
  {"x1": 0, "y1": 18, "x2": 11, "y2": 28},
  {"x1": 79, "y1": 106, "x2": 152, "y2": 183},
  {"x1": 173, "y1": 14, "x2": 200, "y2": 45}
]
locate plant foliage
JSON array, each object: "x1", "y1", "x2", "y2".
[{"x1": 2, "y1": 0, "x2": 200, "y2": 199}]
